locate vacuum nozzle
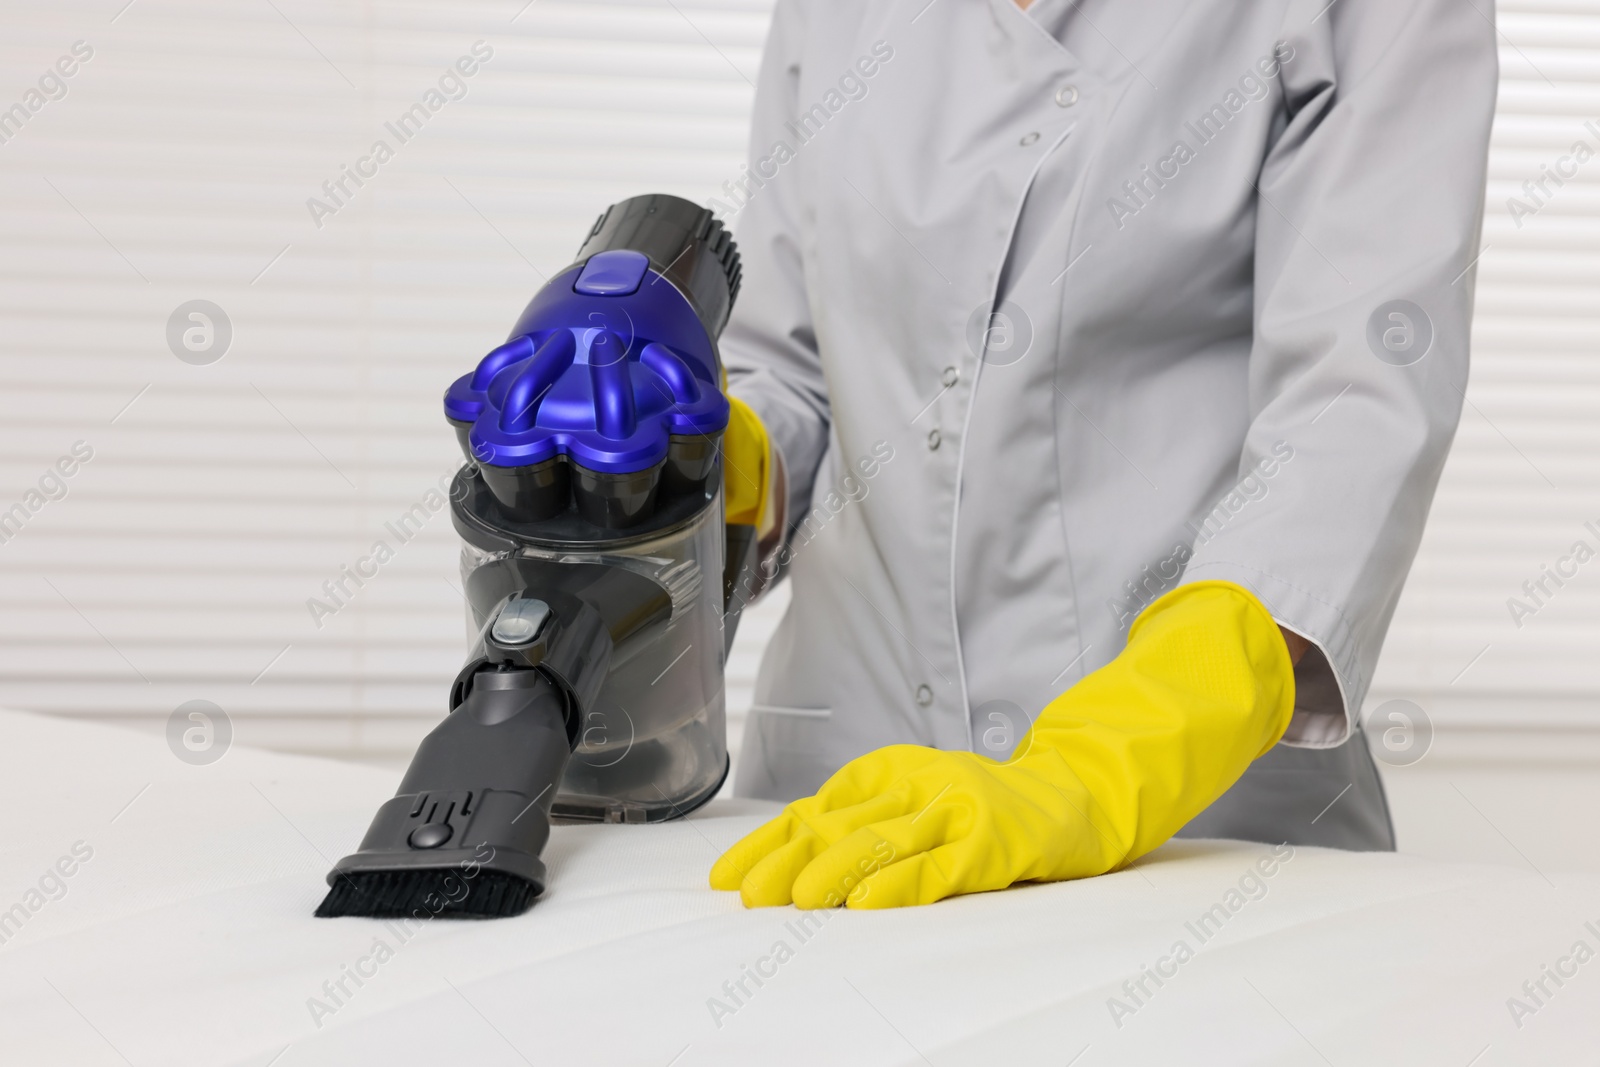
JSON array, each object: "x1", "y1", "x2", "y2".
[
  {"x1": 318, "y1": 561, "x2": 672, "y2": 920},
  {"x1": 316, "y1": 665, "x2": 574, "y2": 920}
]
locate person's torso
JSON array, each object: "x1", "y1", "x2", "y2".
[{"x1": 737, "y1": 0, "x2": 1297, "y2": 799}]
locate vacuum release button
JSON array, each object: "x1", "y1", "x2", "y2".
[
  {"x1": 409, "y1": 823, "x2": 453, "y2": 849},
  {"x1": 492, "y1": 598, "x2": 551, "y2": 646},
  {"x1": 574, "y1": 249, "x2": 650, "y2": 296}
]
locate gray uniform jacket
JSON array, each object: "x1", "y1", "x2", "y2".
[{"x1": 721, "y1": 0, "x2": 1496, "y2": 848}]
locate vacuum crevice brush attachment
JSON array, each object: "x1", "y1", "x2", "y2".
[
  {"x1": 316, "y1": 663, "x2": 575, "y2": 920},
  {"x1": 319, "y1": 572, "x2": 672, "y2": 919}
]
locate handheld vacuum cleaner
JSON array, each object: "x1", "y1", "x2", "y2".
[{"x1": 317, "y1": 194, "x2": 751, "y2": 920}]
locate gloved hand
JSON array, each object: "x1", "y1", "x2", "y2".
[
  {"x1": 722, "y1": 394, "x2": 770, "y2": 529},
  {"x1": 710, "y1": 580, "x2": 1296, "y2": 909}
]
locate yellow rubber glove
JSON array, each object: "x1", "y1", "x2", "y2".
[
  {"x1": 710, "y1": 580, "x2": 1295, "y2": 909},
  {"x1": 722, "y1": 393, "x2": 770, "y2": 529}
]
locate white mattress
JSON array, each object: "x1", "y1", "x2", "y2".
[{"x1": 1, "y1": 708, "x2": 1595, "y2": 1066}]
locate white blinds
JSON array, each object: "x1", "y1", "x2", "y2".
[
  {"x1": 1369, "y1": 0, "x2": 1600, "y2": 739},
  {"x1": 0, "y1": 0, "x2": 1593, "y2": 765}
]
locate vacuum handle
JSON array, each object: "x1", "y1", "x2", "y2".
[
  {"x1": 721, "y1": 521, "x2": 758, "y2": 655},
  {"x1": 575, "y1": 193, "x2": 741, "y2": 339}
]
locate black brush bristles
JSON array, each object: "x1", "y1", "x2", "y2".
[{"x1": 315, "y1": 869, "x2": 539, "y2": 920}]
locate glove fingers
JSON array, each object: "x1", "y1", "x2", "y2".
[
  {"x1": 709, "y1": 807, "x2": 808, "y2": 891},
  {"x1": 847, "y1": 846, "x2": 975, "y2": 909},
  {"x1": 844, "y1": 820, "x2": 1030, "y2": 909},
  {"x1": 722, "y1": 395, "x2": 769, "y2": 527},
  {"x1": 717, "y1": 792, "x2": 911, "y2": 906},
  {"x1": 713, "y1": 747, "x2": 967, "y2": 905},
  {"x1": 743, "y1": 791, "x2": 921, "y2": 906},
  {"x1": 737, "y1": 830, "x2": 831, "y2": 907},
  {"x1": 790, "y1": 804, "x2": 958, "y2": 909}
]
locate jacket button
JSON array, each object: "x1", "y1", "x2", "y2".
[
  {"x1": 915, "y1": 684, "x2": 933, "y2": 707},
  {"x1": 1019, "y1": 131, "x2": 1040, "y2": 146},
  {"x1": 927, "y1": 429, "x2": 941, "y2": 450},
  {"x1": 941, "y1": 366, "x2": 959, "y2": 387},
  {"x1": 1055, "y1": 84, "x2": 1079, "y2": 107}
]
